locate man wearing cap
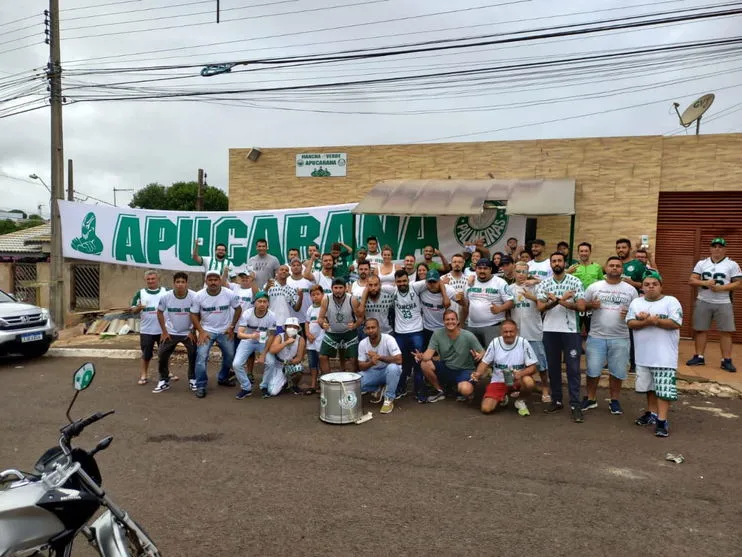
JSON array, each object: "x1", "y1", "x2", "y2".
[
  {"x1": 248, "y1": 238, "x2": 281, "y2": 288},
  {"x1": 627, "y1": 271, "x2": 683, "y2": 437},
  {"x1": 229, "y1": 268, "x2": 255, "y2": 380},
  {"x1": 414, "y1": 269, "x2": 455, "y2": 347},
  {"x1": 263, "y1": 317, "x2": 306, "y2": 397},
  {"x1": 232, "y1": 291, "x2": 276, "y2": 399},
  {"x1": 358, "y1": 318, "x2": 403, "y2": 414},
  {"x1": 497, "y1": 255, "x2": 516, "y2": 285},
  {"x1": 192, "y1": 242, "x2": 233, "y2": 278},
  {"x1": 527, "y1": 239, "x2": 552, "y2": 282},
  {"x1": 190, "y1": 269, "x2": 243, "y2": 398},
  {"x1": 687, "y1": 237, "x2": 742, "y2": 372},
  {"x1": 460, "y1": 258, "x2": 514, "y2": 349},
  {"x1": 318, "y1": 277, "x2": 362, "y2": 373}
]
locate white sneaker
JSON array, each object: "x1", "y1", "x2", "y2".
[
  {"x1": 380, "y1": 399, "x2": 394, "y2": 414},
  {"x1": 189, "y1": 379, "x2": 197, "y2": 392},
  {"x1": 514, "y1": 399, "x2": 530, "y2": 417},
  {"x1": 152, "y1": 380, "x2": 170, "y2": 394}
]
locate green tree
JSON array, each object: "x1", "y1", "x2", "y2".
[
  {"x1": 129, "y1": 181, "x2": 228, "y2": 211},
  {"x1": 0, "y1": 219, "x2": 16, "y2": 235}
]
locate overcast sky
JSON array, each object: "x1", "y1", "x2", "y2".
[{"x1": 1, "y1": 0, "x2": 740, "y2": 216}]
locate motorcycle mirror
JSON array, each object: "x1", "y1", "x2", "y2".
[
  {"x1": 91, "y1": 435, "x2": 113, "y2": 456},
  {"x1": 67, "y1": 363, "x2": 96, "y2": 422}
]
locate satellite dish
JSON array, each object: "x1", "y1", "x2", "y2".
[{"x1": 672, "y1": 93, "x2": 715, "y2": 134}]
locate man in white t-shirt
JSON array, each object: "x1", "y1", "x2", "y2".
[
  {"x1": 527, "y1": 239, "x2": 552, "y2": 282},
  {"x1": 391, "y1": 269, "x2": 426, "y2": 402},
  {"x1": 414, "y1": 269, "x2": 455, "y2": 345},
  {"x1": 153, "y1": 271, "x2": 196, "y2": 393},
  {"x1": 627, "y1": 272, "x2": 683, "y2": 438},
  {"x1": 190, "y1": 270, "x2": 242, "y2": 398},
  {"x1": 460, "y1": 258, "x2": 514, "y2": 348},
  {"x1": 365, "y1": 236, "x2": 384, "y2": 267},
  {"x1": 471, "y1": 320, "x2": 538, "y2": 416},
  {"x1": 537, "y1": 251, "x2": 586, "y2": 422},
  {"x1": 304, "y1": 252, "x2": 335, "y2": 294},
  {"x1": 686, "y1": 237, "x2": 742, "y2": 372},
  {"x1": 264, "y1": 264, "x2": 303, "y2": 333},
  {"x1": 233, "y1": 291, "x2": 276, "y2": 399},
  {"x1": 287, "y1": 258, "x2": 312, "y2": 330},
  {"x1": 582, "y1": 256, "x2": 638, "y2": 415},
  {"x1": 350, "y1": 260, "x2": 372, "y2": 301},
  {"x1": 304, "y1": 285, "x2": 326, "y2": 395},
  {"x1": 129, "y1": 269, "x2": 168, "y2": 386},
  {"x1": 358, "y1": 318, "x2": 403, "y2": 414},
  {"x1": 509, "y1": 261, "x2": 550, "y2": 402},
  {"x1": 192, "y1": 242, "x2": 233, "y2": 278}
]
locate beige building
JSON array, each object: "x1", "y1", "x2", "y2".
[{"x1": 230, "y1": 133, "x2": 742, "y2": 340}]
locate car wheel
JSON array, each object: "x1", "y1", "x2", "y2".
[{"x1": 20, "y1": 341, "x2": 51, "y2": 359}]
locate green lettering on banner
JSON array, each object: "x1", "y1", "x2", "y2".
[
  {"x1": 177, "y1": 218, "x2": 200, "y2": 266},
  {"x1": 214, "y1": 217, "x2": 248, "y2": 266},
  {"x1": 400, "y1": 216, "x2": 439, "y2": 257},
  {"x1": 359, "y1": 215, "x2": 402, "y2": 256},
  {"x1": 321, "y1": 211, "x2": 352, "y2": 253},
  {"x1": 284, "y1": 213, "x2": 321, "y2": 262},
  {"x1": 248, "y1": 216, "x2": 282, "y2": 260},
  {"x1": 144, "y1": 217, "x2": 177, "y2": 265},
  {"x1": 113, "y1": 214, "x2": 146, "y2": 264},
  {"x1": 194, "y1": 217, "x2": 212, "y2": 259}
]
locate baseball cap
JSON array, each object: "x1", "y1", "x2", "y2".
[
  {"x1": 643, "y1": 270, "x2": 663, "y2": 283},
  {"x1": 426, "y1": 269, "x2": 440, "y2": 282},
  {"x1": 284, "y1": 317, "x2": 300, "y2": 329},
  {"x1": 332, "y1": 277, "x2": 347, "y2": 287},
  {"x1": 254, "y1": 290, "x2": 269, "y2": 301},
  {"x1": 476, "y1": 258, "x2": 492, "y2": 268},
  {"x1": 711, "y1": 237, "x2": 727, "y2": 247},
  {"x1": 205, "y1": 270, "x2": 221, "y2": 278},
  {"x1": 500, "y1": 255, "x2": 514, "y2": 265}
]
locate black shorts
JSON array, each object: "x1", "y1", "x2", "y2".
[{"x1": 140, "y1": 333, "x2": 160, "y2": 360}]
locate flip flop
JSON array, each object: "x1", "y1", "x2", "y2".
[
  {"x1": 541, "y1": 393, "x2": 552, "y2": 403},
  {"x1": 137, "y1": 377, "x2": 148, "y2": 385}
]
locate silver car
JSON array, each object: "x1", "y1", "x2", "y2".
[{"x1": 0, "y1": 289, "x2": 57, "y2": 358}]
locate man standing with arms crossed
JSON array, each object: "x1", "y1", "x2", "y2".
[
  {"x1": 154, "y1": 271, "x2": 196, "y2": 393},
  {"x1": 130, "y1": 269, "x2": 169, "y2": 386},
  {"x1": 687, "y1": 237, "x2": 741, "y2": 372},
  {"x1": 627, "y1": 272, "x2": 683, "y2": 437},
  {"x1": 190, "y1": 270, "x2": 242, "y2": 398},
  {"x1": 582, "y1": 256, "x2": 638, "y2": 414},
  {"x1": 537, "y1": 252, "x2": 586, "y2": 422}
]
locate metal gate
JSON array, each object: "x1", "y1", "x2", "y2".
[
  {"x1": 12, "y1": 263, "x2": 38, "y2": 305},
  {"x1": 71, "y1": 263, "x2": 100, "y2": 311}
]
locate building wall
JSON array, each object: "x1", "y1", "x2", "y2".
[
  {"x1": 97, "y1": 263, "x2": 204, "y2": 310},
  {"x1": 0, "y1": 263, "x2": 11, "y2": 293},
  {"x1": 229, "y1": 134, "x2": 742, "y2": 263}
]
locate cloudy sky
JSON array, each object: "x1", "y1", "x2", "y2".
[{"x1": 1, "y1": 0, "x2": 740, "y2": 216}]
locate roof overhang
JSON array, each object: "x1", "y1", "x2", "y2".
[{"x1": 351, "y1": 178, "x2": 575, "y2": 216}]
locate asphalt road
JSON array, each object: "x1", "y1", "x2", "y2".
[{"x1": 1, "y1": 356, "x2": 741, "y2": 556}]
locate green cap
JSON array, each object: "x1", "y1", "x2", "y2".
[
  {"x1": 254, "y1": 290, "x2": 269, "y2": 301},
  {"x1": 711, "y1": 237, "x2": 727, "y2": 247},
  {"x1": 643, "y1": 270, "x2": 663, "y2": 283}
]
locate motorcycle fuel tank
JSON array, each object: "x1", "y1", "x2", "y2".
[{"x1": 0, "y1": 481, "x2": 65, "y2": 556}]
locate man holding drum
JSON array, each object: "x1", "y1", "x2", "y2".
[{"x1": 358, "y1": 318, "x2": 403, "y2": 414}]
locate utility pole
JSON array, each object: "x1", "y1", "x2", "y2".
[
  {"x1": 67, "y1": 159, "x2": 73, "y2": 201},
  {"x1": 49, "y1": 0, "x2": 65, "y2": 327},
  {"x1": 197, "y1": 168, "x2": 204, "y2": 211}
]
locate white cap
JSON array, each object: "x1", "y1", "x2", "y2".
[
  {"x1": 205, "y1": 270, "x2": 221, "y2": 278},
  {"x1": 284, "y1": 317, "x2": 300, "y2": 329}
]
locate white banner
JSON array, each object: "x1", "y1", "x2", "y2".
[
  {"x1": 59, "y1": 201, "x2": 525, "y2": 271},
  {"x1": 295, "y1": 152, "x2": 347, "y2": 177}
]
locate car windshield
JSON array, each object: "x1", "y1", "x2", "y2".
[{"x1": 0, "y1": 290, "x2": 16, "y2": 303}]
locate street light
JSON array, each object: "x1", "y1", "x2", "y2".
[{"x1": 29, "y1": 173, "x2": 51, "y2": 194}]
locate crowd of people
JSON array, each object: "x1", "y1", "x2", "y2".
[{"x1": 129, "y1": 234, "x2": 740, "y2": 438}]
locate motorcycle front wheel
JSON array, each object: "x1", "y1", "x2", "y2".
[{"x1": 91, "y1": 510, "x2": 161, "y2": 557}]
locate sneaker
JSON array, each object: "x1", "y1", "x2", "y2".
[
  {"x1": 500, "y1": 394, "x2": 510, "y2": 408},
  {"x1": 218, "y1": 378, "x2": 236, "y2": 387},
  {"x1": 427, "y1": 390, "x2": 446, "y2": 403},
  {"x1": 514, "y1": 399, "x2": 530, "y2": 417},
  {"x1": 396, "y1": 390, "x2": 409, "y2": 400},
  {"x1": 416, "y1": 395, "x2": 428, "y2": 404},
  {"x1": 571, "y1": 406, "x2": 584, "y2": 423},
  {"x1": 456, "y1": 394, "x2": 467, "y2": 403},
  {"x1": 686, "y1": 355, "x2": 705, "y2": 366},
  {"x1": 581, "y1": 397, "x2": 598, "y2": 411},
  {"x1": 189, "y1": 379, "x2": 197, "y2": 392},
  {"x1": 635, "y1": 411, "x2": 657, "y2": 426},
  {"x1": 247, "y1": 372, "x2": 256, "y2": 384},
  {"x1": 655, "y1": 420, "x2": 669, "y2": 437},
  {"x1": 261, "y1": 387, "x2": 270, "y2": 398},
  {"x1": 380, "y1": 399, "x2": 394, "y2": 414},
  {"x1": 235, "y1": 389, "x2": 252, "y2": 400},
  {"x1": 721, "y1": 359, "x2": 737, "y2": 373},
  {"x1": 609, "y1": 399, "x2": 623, "y2": 415},
  {"x1": 152, "y1": 380, "x2": 170, "y2": 393},
  {"x1": 195, "y1": 387, "x2": 206, "y2": 398},
  {"x1": 544, "y1": 401, "x2": 564, "y2": 414},
  {"x1": 370, "y1": 387, "x2": 386, "y2": 404}
]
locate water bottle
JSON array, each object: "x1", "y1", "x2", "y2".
[{"x1": 504, "y1": 368, "x2": 514, "y2": 386}]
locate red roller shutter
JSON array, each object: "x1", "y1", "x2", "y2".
[{"x1": 655, "y1": 192, "x2": 742, "y2": 342}]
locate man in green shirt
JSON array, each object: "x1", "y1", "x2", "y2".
[
  {"x1": 331, "y1": 241, "x2": 353, "y2": 281},
  {"x1": 414, "y1": 309, "x2": 484, "y2": 403},
  {"x1": 568, "y1": 242, "x2": 605, "y2": 335},
  {"x1": 418, "y1": 245, "x2": 450, "y2": 274},
  {"x1": 616, "y1": 238, "x2": 647, "y2": 291}
]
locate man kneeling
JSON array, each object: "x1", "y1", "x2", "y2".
[
  {"x1": 358, "y1": 318, "x2": 402, "y2": 414},
  {"x1": 472, "y1": 319, "x2": 538, "y2": 416},
  {"x1": 262, "y1": 317, "x2": 306, "y2": 397}
]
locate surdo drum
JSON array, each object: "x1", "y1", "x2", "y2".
[{"x1": 319, "y1": 372, "x2": 362, "y2": 424}]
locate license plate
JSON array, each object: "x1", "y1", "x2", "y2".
[{"x1": 21, "y1": 332, "x2": 43, "y2": 343}]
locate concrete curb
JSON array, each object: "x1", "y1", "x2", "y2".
[{"x1": 47, "y1": 347, "x2": 141, "y2": 359}]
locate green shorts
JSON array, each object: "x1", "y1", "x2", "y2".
[
  {"x1": 319, "y1": 330, "x2": 359, "y2": 359},
  {"x1": 635, "y1": 365, "x2": 677, "y2": 401}
]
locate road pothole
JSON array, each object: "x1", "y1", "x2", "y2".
[{"x1": 146, "y1": 433, "x2": 223, "y2": 443}]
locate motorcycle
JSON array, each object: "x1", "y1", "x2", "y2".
[{"x1": 0, "y1": 363, "x2": 160, "y2": 556}]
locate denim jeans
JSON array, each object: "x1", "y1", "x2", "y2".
[
  {"x1": 360, "y1": 363, "x2": 401, "y2": 401},
  {"x1": 586, "y1": 336, "x2": 630, "y2": 380},
  {"x1": 394, "y1": 331, "x2": 425, "y2": 398},
  {"x1": 232, "y1": 338, "x2": 267, "y2": 391},
  {"x1": 195, "y1": 332, "x2": 235, "y2": 389}
]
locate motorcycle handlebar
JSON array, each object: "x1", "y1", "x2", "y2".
[{"x1": 60, "y1": 410, "x2": 115, "y2": 441}]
